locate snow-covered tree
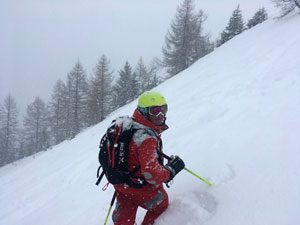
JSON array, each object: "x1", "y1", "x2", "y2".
[
  {"x1": 67, "y1": 61, "x2": 88, "y2": 138},
  {"x1": 86, "y1": 55, "x2": 113, "y2": 126},
  {"x1": 218, "y1": 5, "x2": 245, "y2": 46},
  {"x1": 134, "y1": 57, "x2": 163, "y2": 93},
  {"x1": 162, "y1": 0, "x2": 212, "y2": 77},
  {"x1": 0, "y1": 96, "x2": 19, "y2": 166},
  {"x1": 113, "y1": 61, "x2": 136, "y2": 108},
  {"x1": 23, "y1": 97, "x2": 49, "y2": 156},
  {"x1": 191, "y1": 10, "x2": 214, "y2": 62},
  {"x1": 271, "y1": 0, "x2": 300, "y2": 17},
  {"x1": 48, "y1": 79, "x2": 69, "y2": 145},
  {"x1": 0, "y1": 104, "x2": 5, "y2": 165},
  {"x1": 129, "y1": 71, "x2": 139, "y2": 101},
  {"x1": 135, "y1": 57, "x2": 151, "y2": 94},
  {"x1": 247, "y1": 7, "x2": 268, "y2": 28},
  {"x1": 162, "y1": 0, "x2": 199, "y2": 76}
]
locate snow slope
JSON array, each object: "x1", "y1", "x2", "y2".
[{"x1": 1, "y1": 14, "x2": 300, "y2": 225}]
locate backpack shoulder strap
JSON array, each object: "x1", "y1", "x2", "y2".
[
  {"x1": 131, "y1": 122, "x2": 159, "y2": 147},
  {"x1": 131, "y1": 123, "x2": 164, "y2": 166}
]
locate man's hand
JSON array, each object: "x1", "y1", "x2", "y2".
[{"x1": 165, "y1": 155, "x2": 185, "y2": 181}]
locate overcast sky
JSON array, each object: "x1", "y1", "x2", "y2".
[{"x1": 0, "y1": 0, "x2": 277, "y2": 116}]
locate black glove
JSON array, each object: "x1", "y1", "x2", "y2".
[{"x1": 165, "y1": 155, "x2": 185, "y2": 181}]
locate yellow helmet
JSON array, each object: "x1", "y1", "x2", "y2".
[
  {"x1": 138, "y1": 91, "x2": 167, "y2": 108},
  {"x1": 137, "y1": 91, "x2": 168, "y2": 117}
]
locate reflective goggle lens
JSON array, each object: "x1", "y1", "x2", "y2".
[{"x1": 149, "y1": 105, "x2": 168, "y2": 117}]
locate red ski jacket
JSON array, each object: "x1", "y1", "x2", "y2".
[{"x1": 114, "y1": 108, "x2": 171, "y2": 194}]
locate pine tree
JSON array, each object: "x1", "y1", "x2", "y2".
[
  {"x1": 162, "y1": 0, "x2": 211, "y2": 77},
  {"x1": 148, "y1": 58, "x2": 164, "y2": 89},
  {"x1": 48, "y1": 79, "x2": 69, "y2": 145},
  {"x1": 247, "y1": 8, "x2": 268, "y2": 28},
  {"x1": 149, "y1": 73, "x2": 159, "y2": 90},
  {"x1": 135, "y1": 57, "x2": 151, "y2": 94},
  {"x1": 192, "y1": 10, "x2": 214, "y2": 62},
  {"x1": 67, "y1": 61, "x2": 88, "y2": 138},
  {"x1": 0, "y1": 95, "x2": 19, "y2": 166},
  {"x1": 86, "y1": 55, "x2": 113, "y2": 126},
  {"x1": 162, "y1": 0, "x2": 198, "y2": 76},
  {"x1": 65, "y1": 78, "x2": 73, "y2": 138},
  {"x1": 129, "y1": 71, "x2": 139, "y2": 101},
  {"x1": 218, "y1": 5, "x2": 245, "y2": 46},
  {"x1": 23, "y1": 97, "x2": 49, "y2": 156},
  {"x1": 134, "y1": 57, "x2": 162, "y2": 93},
  {"x1": 0, "y1": 104, "x2": 5, "y2": 166},
  {"x1": 113, "y1": 61, "x2": 136, "y2": 108},
  {"x1": 271, "y1": 0, "x2": 300, "y2": 17}
]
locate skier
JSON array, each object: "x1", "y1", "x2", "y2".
[{"x1": 112, "y1": 91, "x2": 185, "y2": 225}]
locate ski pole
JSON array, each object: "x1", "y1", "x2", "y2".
[
  {"x1": 104, "y1": 192, "x2": 116, "y2": 225},
  {"x1": 161, "y1": 152, "x2": 213, "y2": 187},
  {"x1": 183, "y1": 167, "x2": 213, "y2": 186}
]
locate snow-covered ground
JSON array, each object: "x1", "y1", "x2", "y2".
[{"x1": 1, "y1": 13, "x2": 300, "y2": 225}]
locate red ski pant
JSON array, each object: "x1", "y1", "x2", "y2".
[{"x1": 112, "y1": 187, "x2": 169, "y2": 225}]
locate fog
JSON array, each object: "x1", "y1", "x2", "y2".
[{"x1": 0, "y1": 0, "x2": 277, "y2": 117}]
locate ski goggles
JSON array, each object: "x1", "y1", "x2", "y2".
[{"x1": 149, "y1": 104, "x2": 168, "y2": 117}]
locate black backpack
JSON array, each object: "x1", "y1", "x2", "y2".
[{"x1": 96, "y1": 116, "x2": 148, "y2": 188}]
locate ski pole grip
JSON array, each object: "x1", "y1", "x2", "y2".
[
  {"x1": 161, "y1": 152, "x2": 172, "y2": 160},
  {"x1": 161, "y1": 152, "x2": 213, "y2": 187}
]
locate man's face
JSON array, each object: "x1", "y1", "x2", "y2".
[{"x1": 149, "y1": 113, "x2": 165, "y2": 126}]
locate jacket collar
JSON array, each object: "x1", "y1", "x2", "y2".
[{"x1": 132, "y1": 108, "x2": 168, "y2": 134}]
